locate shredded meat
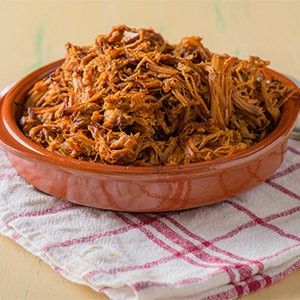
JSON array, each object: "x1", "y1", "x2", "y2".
[{"x1": 20, "y1": 25, "x2": 298, "y2": 166}]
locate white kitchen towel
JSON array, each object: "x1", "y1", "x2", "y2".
[{"x1": 0, "y1": 140, "x2": 299, "y2": 300}]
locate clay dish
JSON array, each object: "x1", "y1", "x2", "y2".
[{"x1": 0, "y1": 60, "x2": 299, "y2": 212}]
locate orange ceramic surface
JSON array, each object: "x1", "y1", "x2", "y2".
[{"x1": 0, "y1": 60, "x2": 299, "y2": 212}]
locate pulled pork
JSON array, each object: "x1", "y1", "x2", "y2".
[{"x1": 20, "y1": 25, "x2": 297, "y2": 165}]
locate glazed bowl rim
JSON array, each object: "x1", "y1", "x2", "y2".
[{"x1": 0, "y1": 59, "x2": 299, "y2": 175}]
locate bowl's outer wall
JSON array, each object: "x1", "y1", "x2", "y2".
[
  {"x1": 0, "y1": 60, "x2": 299, "y2": 211},
  {"x1": 7, "y1": 141, "x2": 287, "y2": 211}
]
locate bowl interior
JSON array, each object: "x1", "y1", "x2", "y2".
[{"x1": 1, "y1": 60, "x2": 299, "y2": 175}]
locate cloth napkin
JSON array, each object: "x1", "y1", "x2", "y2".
[{"x1": 0, "y1": 140, "x2": 299, "y2": 300}]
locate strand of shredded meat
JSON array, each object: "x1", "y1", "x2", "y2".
[{"x1": 20, "y1": 25, "x2": 298, "y2": 166}]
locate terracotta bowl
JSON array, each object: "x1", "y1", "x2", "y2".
[{"x1": 0, "y1": 60, "x2": 299, "y2": 212}]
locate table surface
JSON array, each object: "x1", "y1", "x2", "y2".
[{"x1": 1, "y1": 1, "x2": 300, "y2": 299}]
